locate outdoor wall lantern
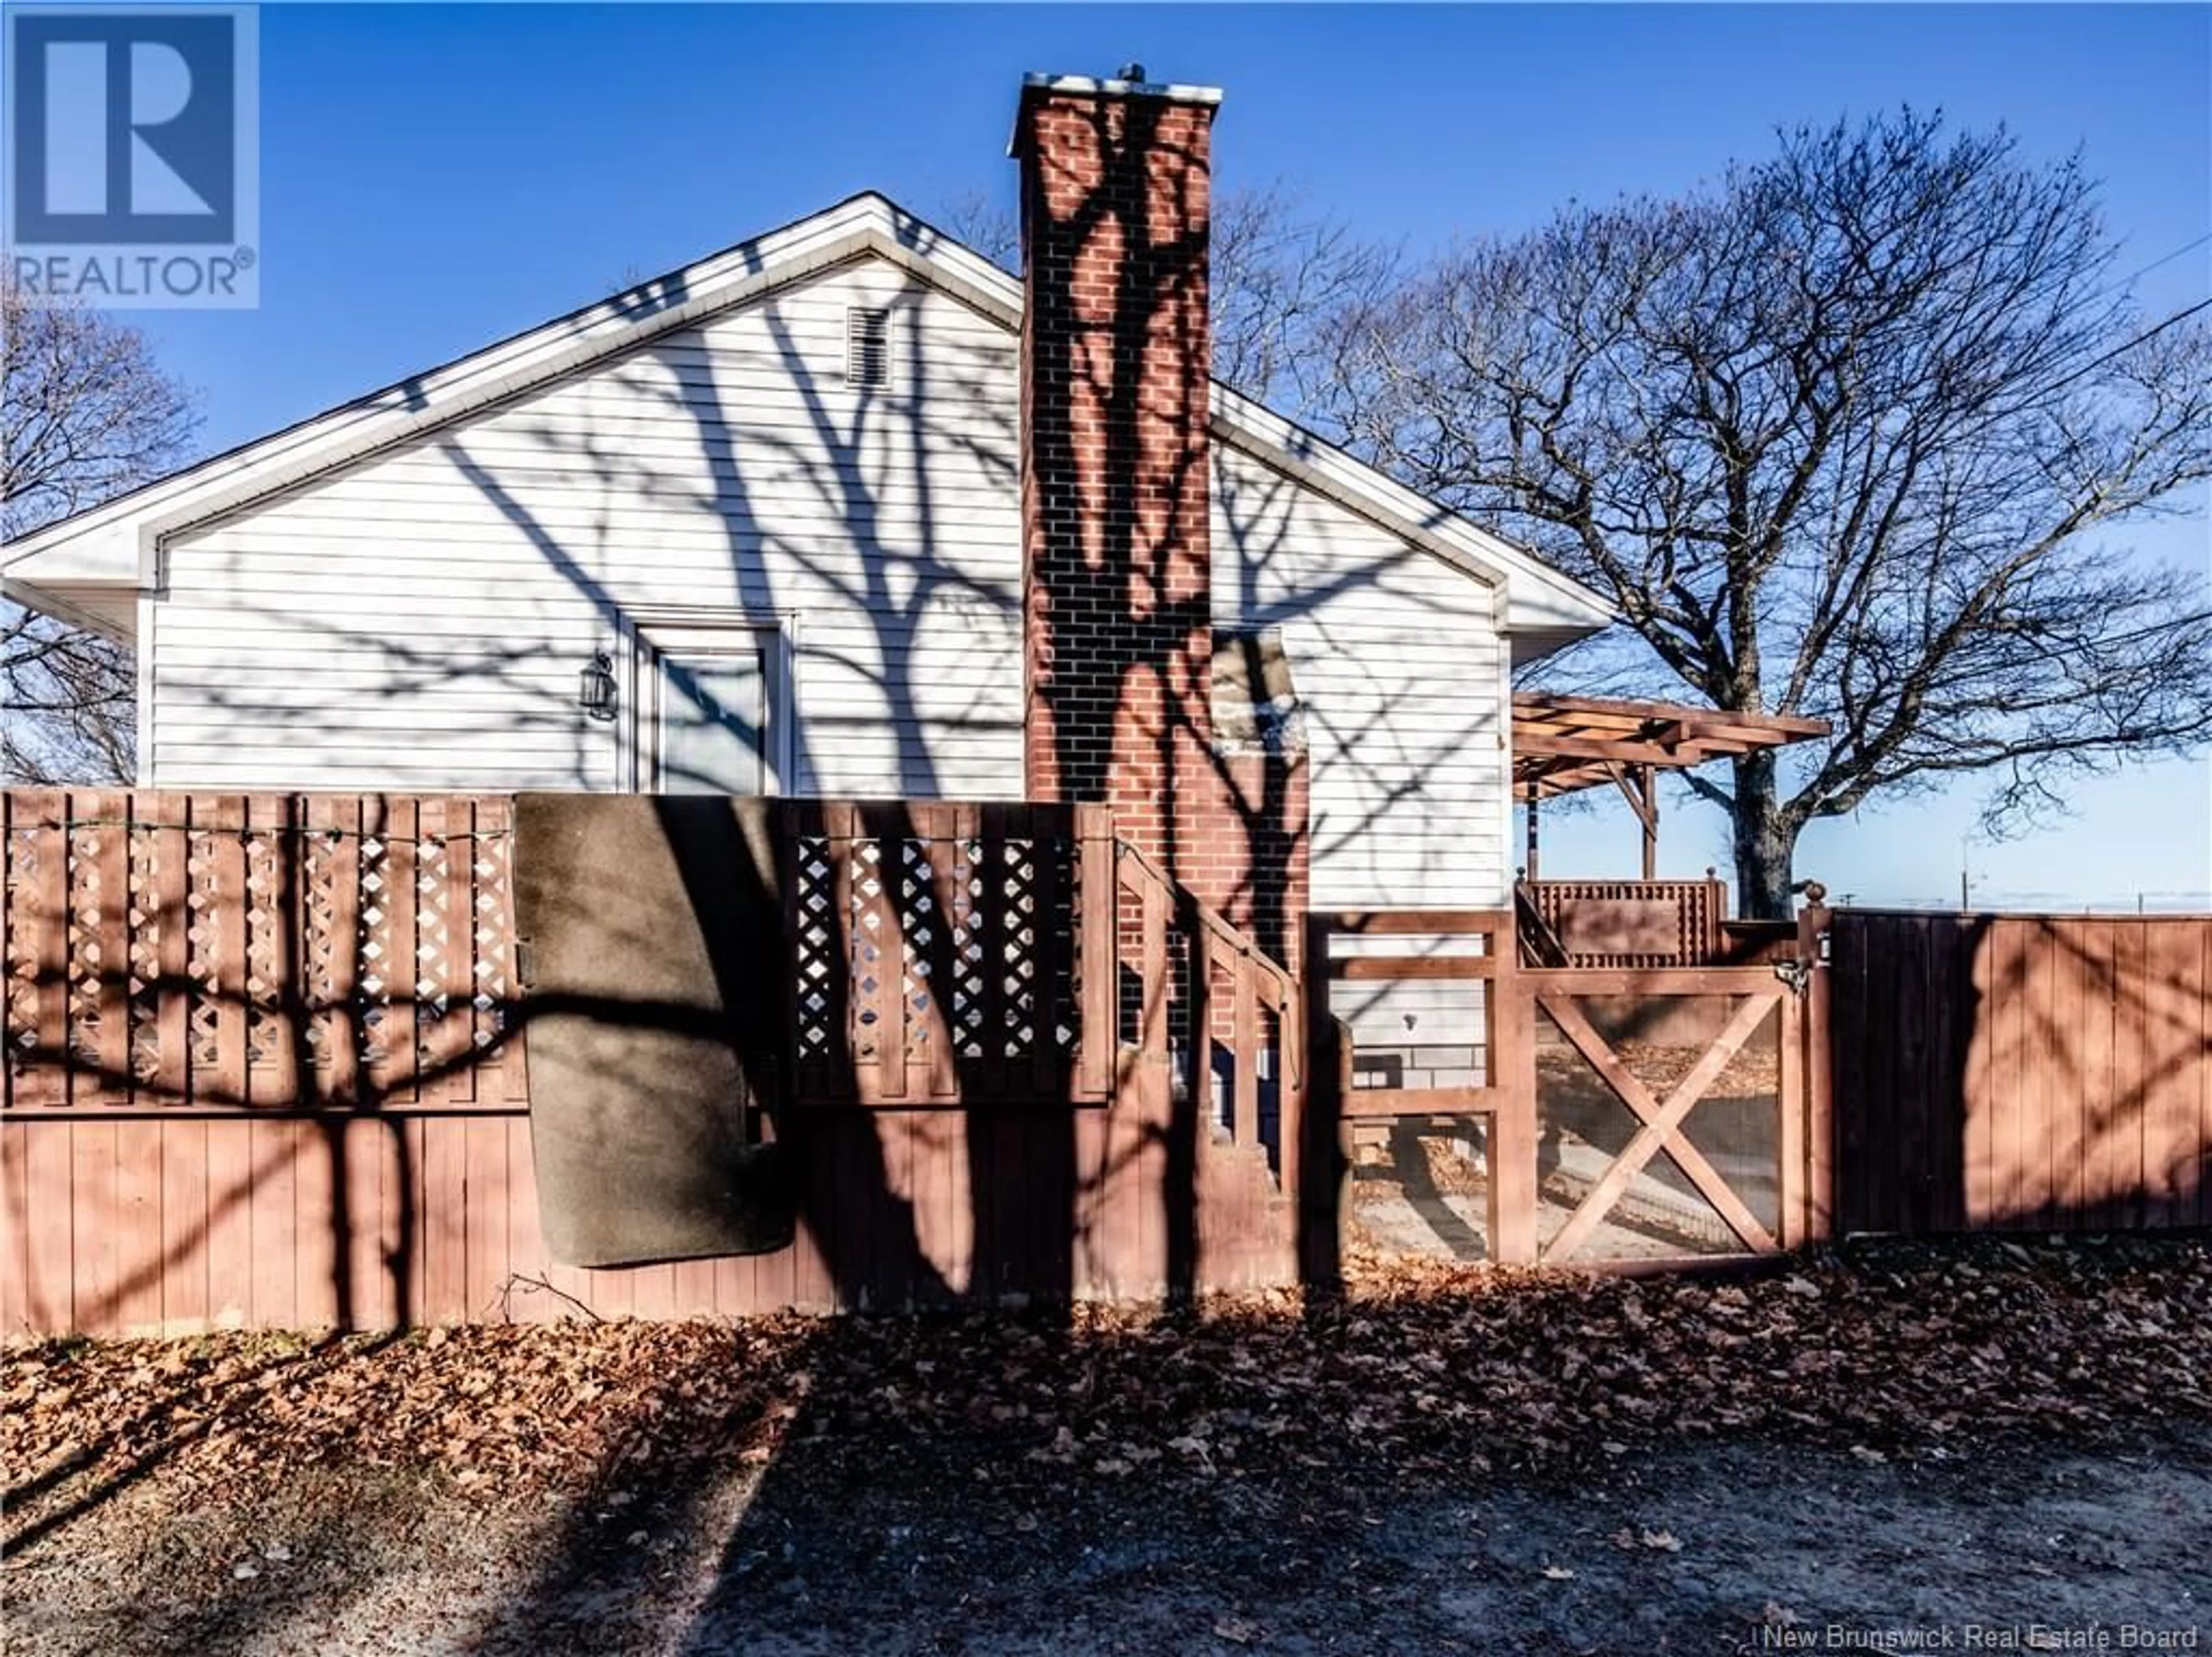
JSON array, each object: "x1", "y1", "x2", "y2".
[{"x1": 578, "y1": 650, "x2": 618, "y2": 722}]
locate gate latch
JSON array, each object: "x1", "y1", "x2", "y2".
[{"x1": 1772, "y1": 958, "x2": 1812, "y2": 996}]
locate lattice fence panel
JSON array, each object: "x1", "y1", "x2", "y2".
[
  {"x1": 949, "y1": 837, "x2": 987, "y2": 1061},
  {"x1": 63, "y1": 821, "x2": 106, "y2": 1069},
  {"x1": 413, "y1": 827, "x2": 454, "y2": 1076},
  {"x1": 899, "y1": 837, "x2": 941, "y2": 1079},
  {"x1": 183, "y1": 825, "x2": 225, "y2": 1077},
  {"x1": 3, "y1": 822, "x2": 44, "y2": 1068},
  {"x1": 793, "y1": 833, "x2": 835, "y2": 1068},
  {"x1": 242, "y1": 816, "x2": 286, "y2": 1075},
  {"x1": 470, "y1": 821, "x2": 513, "y2": 1052},
  {"x1": 125, "y1": 822, "x2": 165, "y2": 1086},
  {"x1": 998, "y1": 838, "x2": 1041, "y2": 1059},
  {"x1": 355, "y1": 826, "x2": 395, "y2": 1076}
]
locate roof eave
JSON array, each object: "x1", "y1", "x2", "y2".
[
  {"x1": 0, "y1": 191, "x2": 1612, "y2": 641},
  {"x1": 1, "y1": 192, "x2": 1022, "y2": 588}
]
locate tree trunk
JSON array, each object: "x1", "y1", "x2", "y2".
[{"x1": 1730, "y1": 751, "x2": 1800, "y2": 921}]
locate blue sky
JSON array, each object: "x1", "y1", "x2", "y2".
[{"x1": 126, "y1": 3, "x2": 2212, "y2": 909}]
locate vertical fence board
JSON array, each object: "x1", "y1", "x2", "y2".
[
  {"x1": 2133, "y1": 925, "x2": 2184, "y2": 1227},
  {"x1": 386, "y1": 797, "x2": 422, "y2": 1109},
  {"x1": 340, "y1": 1114, "x2": 391, "y2": 1331},
  {"x1": 111, "y1": 1119, "x2": 164, "y2": 1333},
  {"x1": 1995, "y1": 921, "x2": 2035, "y2": 1228},
  {"x1": 2104, "y1": 925, "x2": 2147, "y2": 1234},
  {"x1": 248, "y1": 795, "x2": 298, "y2": 1104},
  {"x1": 158, "y1": 1118, "x2": 210, "y2": 1333},
  {"x1": 153, "y1": 795, "x2": 192, "y2": 1103},
  {"x1": 203, "y1": 1110, "x2": 255, "y2": 1329},
  {"x1": 249, "y1": 1117, "x2": 298, "y2": 1330},
  {"x1": 1076, "y1": 811, "x2": 1114, "y2": 1101},
  {"x1": 291, "y1": 1118, "x2": 339, "y2": 1331},
  {"x1": 464, "y1": 1112, "x2": 510, "y2": 1322},
  {"x1": 1969, "y1": 918, "x2": 2005, "y2": 1227},
  {"x1": 21, "y1": 1117, "x2": 72, "y2": 1332},
  {"x1": 510, "y1": 1114, "x2": 588, "y2": 1323},
  {"x1": 2020, "y1": 922, "x2": 2059, "y2": 1225},
  {"x1": 475, "y1": 799, "x2": 522, "y2": 1107},
  {"x1": 69, "y1": 1119, "x2": 118, "y2": 1336},
  {"x1": 1031, "y1": 819, "x2": 1063, "y2": 1099},
  {"x1": 320, "y1": 796, "x2": 365, "y2": 1106},
  {"x1": 442, "y1": 800, "x2": 482, "y2": 1107},
  {"x1": 90, "y1": 791, "x2": 132, "y2": 1104},
  {"x1": 628, "y1": 1250, "x2": 677, "y2": 1322},
  {"x1": 0, "y1": 1122, "x2": 28, "y2": 1334},
  {"x1": 206, "y1": 797, "x2": 250, "y2": 1111},
  {"x1": 421, "y1": 1115, "x2": 467, "y2": 1323},
  {"x1": 29, "y1": 794, "x2": 69, "y2": 1106}
]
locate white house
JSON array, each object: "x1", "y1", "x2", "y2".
[{"x1": 1, "y1": 73, "x2": 1612, "y2": 937}]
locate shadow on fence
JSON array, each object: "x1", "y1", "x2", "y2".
[{"x1": 1831, "y1": 909, "x2": 2212, "y2": 1235}]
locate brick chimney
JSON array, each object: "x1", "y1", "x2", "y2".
[
  {"x1": 1013, "y1": 70, "x2": 1225, "y2": 870},
  {"x1": 1013, "y1": 70, "x2": 1307, "y2": 970}
]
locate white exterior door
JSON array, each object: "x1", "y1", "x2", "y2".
[{"x1": 643, "y1": 627, "x2": 775, "y2": 795}]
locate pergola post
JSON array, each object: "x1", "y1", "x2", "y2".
[{"x1": 1639, "y1": 763, "x2": 1658, "y2": 880}]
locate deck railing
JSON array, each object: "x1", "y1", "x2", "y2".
[{"x1": 1518, "y1": 877, "x2": 1729, "y2": 967}]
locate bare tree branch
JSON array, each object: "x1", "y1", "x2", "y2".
[
  {"x1": 1, "y1": 275, "x2": 199, "y2": 783},
  {"x1": 1321, "y1": 110, "x2": 2212, "y2": 915},
  {"x1": 942, "y1": 177, "x2": 1397, "y2": 414}
]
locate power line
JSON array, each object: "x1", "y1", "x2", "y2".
[
  {"x1": 2039, "y1": 294, "x2": 2212, "y2": 397},
  {"x1": 2111, "y1": 230, "x2": 2212, "y2": 294}
]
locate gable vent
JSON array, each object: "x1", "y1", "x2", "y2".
[{"x1": 846, "y1": 307, "x2": 892, "y2": 389}]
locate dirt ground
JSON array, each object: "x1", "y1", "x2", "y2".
[
  {"x1": 6, "y1": 1236, "x2": 2210, "y2": 1656},
  {"x1": 9, "y1": 1427, "x2": 2209, "y2": 1656}
]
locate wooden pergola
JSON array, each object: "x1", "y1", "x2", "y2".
[{"x1": 1512, "y1": 693, "x2": 1830, "y2": 880}]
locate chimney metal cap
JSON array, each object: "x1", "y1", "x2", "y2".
[
  {"x1": 1017, "y1": 70, "x2": 1224, "y2": 108},
  {"x1": 1010, "y1": 71, "x2": 1225, "y2": 157}
]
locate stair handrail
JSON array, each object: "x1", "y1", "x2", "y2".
[{"x1": 1111, "y1": 839, "x2": 1300, "y2": 1014}]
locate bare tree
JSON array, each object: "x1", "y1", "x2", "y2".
[
  {"x1": 1324, "y1": 111, "x2": 2212, "y2": 915},
  {"x1": 2, "y1": 275, "x2": 198, "y2": 782},
  {"x1": 942, "y1": 177, "x2": 1394, "y2": 413}
]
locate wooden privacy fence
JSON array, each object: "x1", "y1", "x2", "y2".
[
  {"x1": 9, "y1": 789, "x2": 2204, "y2": 1346},
  {"x1": 1830, "y1": 909, "x2": 2212, "y2": 1235},
  {"x1": 0, "y1": 790, "x2": 1302, "y2": 1337},
  {"x1": 1, "y1": 792, "x2": 522, "y2": 1113}
]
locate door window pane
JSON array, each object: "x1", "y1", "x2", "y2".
[{"x1": 656, "y1": 649, "x2": 765, "y2": 795}]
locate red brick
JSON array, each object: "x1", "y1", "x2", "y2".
[{"x1": 1013, "y1": 79, "x2": 1308, "y2": 969}]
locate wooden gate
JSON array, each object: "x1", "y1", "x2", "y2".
[
  {"x1": 1309, "y1": 909, "x2": 1828, "y2": 1271},
  {"x1": 1518, "y1": 966, "x2": 1819, "y2": 1264}
]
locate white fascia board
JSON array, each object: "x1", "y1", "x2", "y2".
[
  {"x1": 0, "y1": 194, "x2": 1014, "y2": 589},
  {"x1": 1207, "y1": 385, "x2": 1616, "y2": 636}
]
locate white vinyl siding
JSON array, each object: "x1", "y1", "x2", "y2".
[
  {"x1": 1211, "y1": 437, "x2": 1509, "y2": 912},
  {"x1": 149, "y1": 258, "x2": 1024, "y2": 796},
  {"x1": 146, "y1": 247, "x2": 1517, "y2": 947}
]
